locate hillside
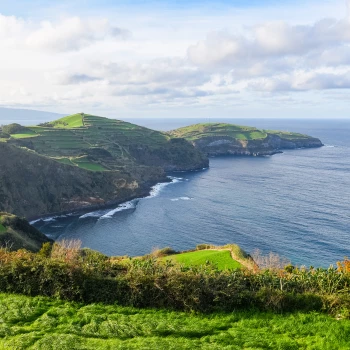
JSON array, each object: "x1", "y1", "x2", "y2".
[
  {"x1": 169, "y1": 123, "x2": 323, "y2": 156},
  {"x1": 4, "y1": 113, "x2": 208, "y2": 172},
  {"x1": 0, "y1": 142, "x2": 166, "y2": 218},
  {"x1": 0, "y1": 212, "x2": 52, "y2": 251}
]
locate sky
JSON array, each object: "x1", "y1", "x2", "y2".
[{"x1": 0, "y1": 0, "x2": 350, "y2": 119}]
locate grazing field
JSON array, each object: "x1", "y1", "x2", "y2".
[
  {"x1": 51, "y1": 113, "x2": 84, "y2": 128},
  {"x1": 169, "y1": 123, "x2": 313, "y2": 142},
  {"x1": 169, "y1": 123, "x2": 268, "y2": 141},
  {"x1": 164, "y1": 250, "x2": 242, "y2": 270},
  {"x1": 6, "y1": 113, "x2": 192, "y2": 170},
  {"x1": 0, "y1": 293, "x2": 349, "y2": 350},
  {"x1": 10, "y1": 129, "x2": 38, "y2": 139}
]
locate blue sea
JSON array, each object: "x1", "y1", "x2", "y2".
[{"x1": 32, "y1": 119, "x2": 350, "y2": 267}]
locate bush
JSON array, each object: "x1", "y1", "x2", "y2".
[{"x1": 0, "y1": 245, "x2": 349, "y2": 316}]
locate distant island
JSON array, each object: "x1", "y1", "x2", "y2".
[
  {"x1": 0, "y1": 113, "x2": 322, "y2": 218},
  {"x1": 170, "y1": 123, "x2": 323, "y2": 156}
]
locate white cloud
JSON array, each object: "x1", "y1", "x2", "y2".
[
  {"x1": 188, "y1": 19, "x2": 350, "y2": 68},
  {"x1": 26, "y1": 17, "x2": 130, "y2": 52},
  {"x1": 0, "y1": 14, "x2": 130, "y2": 52}
]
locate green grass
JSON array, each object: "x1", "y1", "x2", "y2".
[
  {"x1": 164, "y1": 250, "x2": 242, "y2": 270},
  {"x1": 7, "y1": 113, "x2": 174, "y2": 170},
  {"x1": 170, "y1": 123, "x2": 313, "y2": 142},
  {"x1": 10, "y1": 129, "x2": 38, "y2": 139},
  {"x1": 0, "y1": 293, "x2": 349, "y2": 349},
  {"x1": 0, "y1": 223, "x2": 6, "y2": 233},
  {"x1": 74, "y1": 162, "x2": 106, "y2": 171},
  {"x1": 52, "y1": 114, "x2": 84, "y2": 128}
]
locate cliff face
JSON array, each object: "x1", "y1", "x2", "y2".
[
  {"x1": 0, "y1": 143, "x2": 167, "y2": 218},
  {"x1": 0, "y1": 212, "x2": 52, "y2": 252},
  {"x1": 193, "y1": 134, "x2": 323, "y2": 156},
  {"x1": 128, "y1": 138, "x2": 209, "y2": 171}
]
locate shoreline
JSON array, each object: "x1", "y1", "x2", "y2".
[{"x1": 29, "y1": 173, "x2": 201, "y2": 225}]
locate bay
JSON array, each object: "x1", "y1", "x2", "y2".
[{"x1": 33, "y1": 119, "x2": 350, "y2": 267}]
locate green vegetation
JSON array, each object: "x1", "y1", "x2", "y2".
[
  {"x1": 5, "y1": 113, "x2": 207, "y2": 172},
  {"x1": 0, "y1": 241, "x2": 349, "y2": 317},
  {"x1": 264, "y1": 129, "x2": 311, "y2": 140},
  {"x1": 164, "y1": 250, "x2": 242, "y2": 270},
  {"x1": 51, "y1": 113, "x2": 84, "y2": 128},
  {"x1": 10, "y1": 130, "x2": 38, "y2": 139},
  {"x1": 0, "y1": 213, "x2": 52, "y2": 251},
  {"x1": 169, "y1": 123, "x2": 268, "y2": 141},
  {"x1": 1, "y1": 293, "x2": 349, "y2": 350}
]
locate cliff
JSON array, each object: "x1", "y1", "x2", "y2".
[
  {"x1": 169, "y1": 123, "x2": 323, "y2": 156},
  {"x1": 0, "y1": 143, "x2": 167, "y2": 218},
  {"x1": 0, "y1": 212, "x2": 52, "y2": 252}
]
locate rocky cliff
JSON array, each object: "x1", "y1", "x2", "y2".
[
  {"x1": 0, "y1": 143, "x2": 167, "y2": 218},
  {"x1": 0, "y1": 212, "x2": 52, "y2": 252}
]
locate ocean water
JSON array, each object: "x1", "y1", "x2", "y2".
[{"x1": 32, "y1": 119, "x2": 350, "y2": 267}]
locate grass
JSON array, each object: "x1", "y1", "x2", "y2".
[
  {"x1": 52, "y1": 114, "x2": 84, "y2": 128},
  {"x1": 10, "y1": 129, "x2": 38, "y2": 139},
  {"x1": 170, "y1": 123, "x2": 313, "y2": 142},
  {"x1": 0, "y1": 223, "x2": 6, "y2": 233},
  {"x1": 164, "y1": 250, "x2": 242, "y2": 270},
  {"x1": 0, "y1": 293, "x2": 349, "y2": 349},
  {"x1": 7, "y1": 113, "x2": 173, "y2": 170},
  {"x1": 74, "y1": 162, "x2": 106, "y2": 171}
]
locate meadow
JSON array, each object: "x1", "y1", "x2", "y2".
[
  {"x1": 1, "y1": 293, "x2": 349, "y2": 350},
  {"x1": 0, "y1": 241, "x2": 349, "y2": 349},
  {"x1": 162, "y1": 250, "x2": 242, "y2": 270}
]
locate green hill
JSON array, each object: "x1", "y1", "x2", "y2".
[
  {"x1": 0, "y1": 212, "x2": 52, "y2": 252},
  {"x1": 0, "y1": 142, "x2": 166, "y2": 218},
  {"x1": 169, "y1": 123, "x2": 323, "y2": 156},
  {"x1": 5, "y1": 113, "x2": 208, "y2": 172}
]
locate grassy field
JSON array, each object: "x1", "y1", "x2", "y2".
[
  {"x1": 169, "y1": 123, "x2": 268, "y2": 141},
  {"x1": 6, "y1": 113, "x2": 176, "y2": 170},
  {"x1": 51, "y1": 114, "x2": 84, "y2": 128},
  {"x1": 10, "y1": 129, "x2": 38, "y2": 139},
  {"x1": 164, "y1": 250, "x2": 242, "y2": 270},
  {"x1": 0, "y1": 293, "x2": 349, "y2": 350},
  {"x1": 169, "y1": 123, "x2": 313, "y2": 142}
]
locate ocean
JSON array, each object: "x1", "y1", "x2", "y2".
[{"x1": 32, "y1": 119, "x2": 350, "y2": 267}]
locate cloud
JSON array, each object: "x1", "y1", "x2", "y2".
[
  {"x1": 26, "y1": 17, "x2": 130, "y2": 52},
  {"x1": 187, "y1": 19, "x2": 350, "y2": 68},
  {"x1": 247, "y1": 70, "x2": 350, "y2": 92},
  {"x1": 0, "y1": 14, "x2": 130, "y2": 52}
]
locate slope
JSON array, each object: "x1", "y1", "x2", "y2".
[
  {"x1": 0, "y1": 212, "x2": 52, "y2": 252},
  {"x1": 0, "y1": 142, "x2": 166, "y2": 218},
  {"x1": 6, "y1": 113, "x2": 208, "y2": 172}
]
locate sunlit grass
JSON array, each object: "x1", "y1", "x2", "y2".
[
  {"x1": 164, "y1": 250, "x2": 242, "y2": 270},
  {"x1": 0, "y1": 293, "x2": 349, "y2": 349}
]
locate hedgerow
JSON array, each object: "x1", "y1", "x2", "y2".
[{"x1": 0, "y1": 243, "x2": 349, "y2": 318}]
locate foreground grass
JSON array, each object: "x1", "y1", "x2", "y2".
[
  {"x1": 0, "y1": 294, "x2": 349, "y2": 350},
  {"x1": 164, "y1": 250, "x2": 242, "y2": 270}
]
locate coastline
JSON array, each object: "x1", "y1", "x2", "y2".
[{"x1": 29, "y1": 174, "x2": 192, "y2": 225}]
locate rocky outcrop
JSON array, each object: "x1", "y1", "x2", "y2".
[
  {"x1": 0, "y1": 212, "x2": 53, "y2": 252},
  {"x1": 128, "y1": 138, "x2": 209, "y2": 171},
  {"x1": 182, "y1": 132, "x2": 322, "y2": 157},
  {"x1": 0, "y1": 143, "x2": 167, "y2": 218},
  {"x1": 193, "y1": 136, "x2": 280, "y2": 156}
]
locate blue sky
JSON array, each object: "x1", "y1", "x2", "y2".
[{"x1": 0, "y1": 0, "x2": 349, "y2": 119}]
